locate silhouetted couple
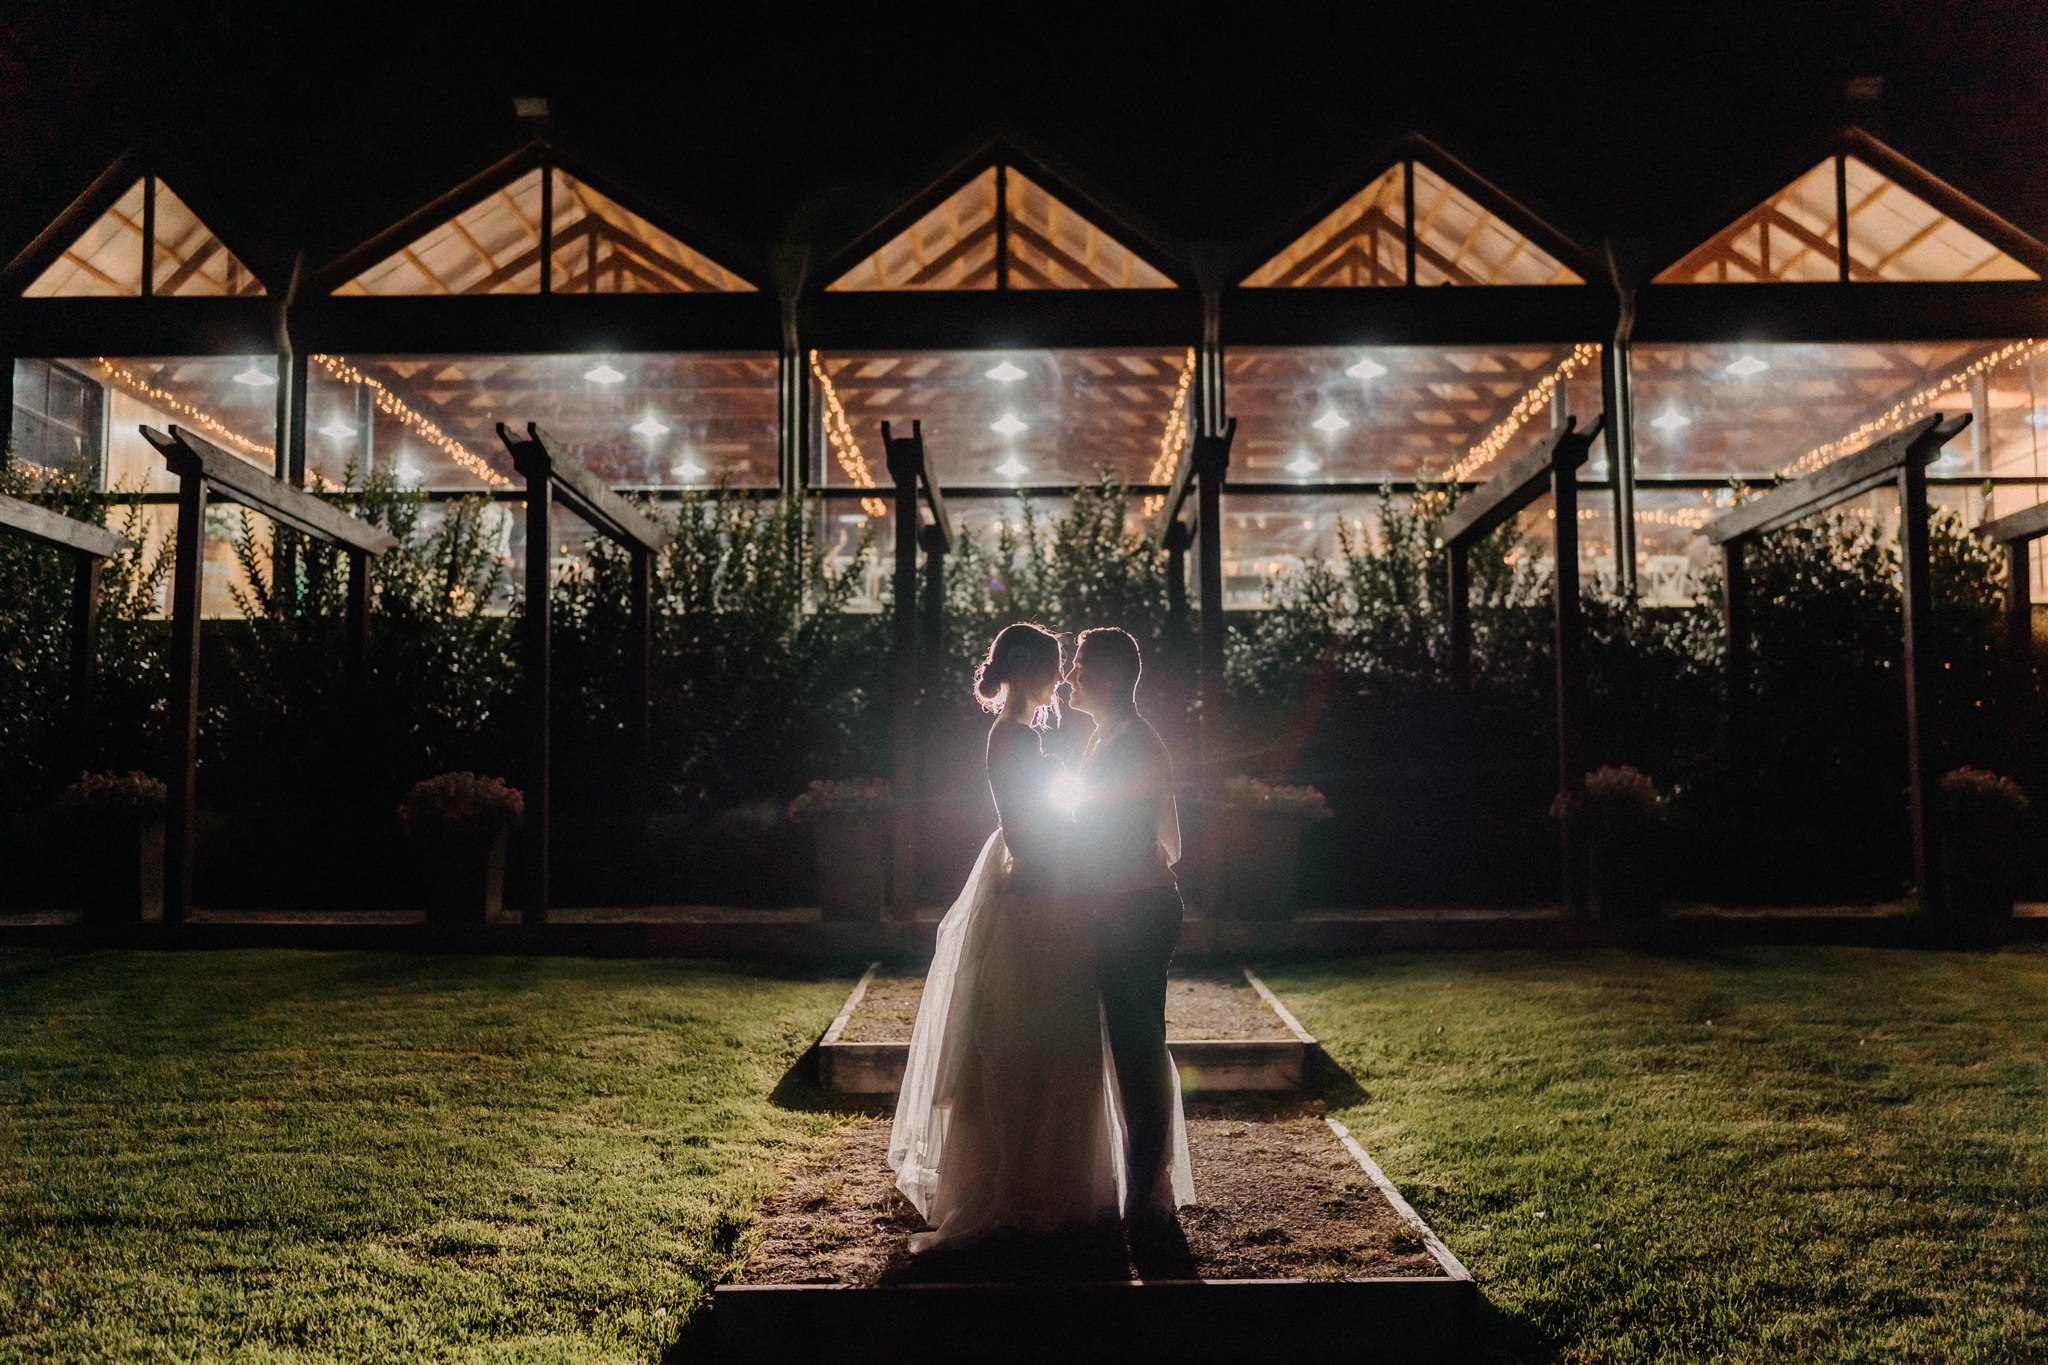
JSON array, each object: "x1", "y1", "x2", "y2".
[{"x1": 888, "y1": 624, "x2": 1193, "y2": 1263}]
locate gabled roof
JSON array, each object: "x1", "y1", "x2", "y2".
[
  {"x1": 314, "y1": 139, "x2": 757, "y2": 296},
  {"x1": 819, "y1": 136, "x2": 1184, "y2": 291},
  {"x1": 1654, "y1": 128, "x2": 2048, "y2": 284},
  {"x1": 1237, "y1": 135, "x2": 1592, "y2": 288},
  {"x1": 4, "y1": 153, "x2": 266, "y2": 298}
]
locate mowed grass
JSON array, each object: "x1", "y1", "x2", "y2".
[
  {"x1": 1268, "y1": 947, "x2": 2048, "y2": 1363},
  {"x1": 0, "y1": 951, "x2": 850, "y2": 1363}
]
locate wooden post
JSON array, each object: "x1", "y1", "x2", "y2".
[
  {"x1": 1898, "y1": 457, "x2": 1940, "y2": 911},
  {"x1": 344, "y1": 548, "x2": 370, "y2": 693},
  {"x1": 164, "y1": 471, "x2": 208, "y2": 925},
  {"x1": 2007, "y1": 541, "x2": 2033, "y2": 666},
  {"x1": 1192, "y1": 422, "x2": 1235, "y2": 781},
  {"x1": 520, "y1": 455, "x2": 554, "y2": 925},
  {"x1": 628, "y1": 544, "x2": 654, "y2": 820},
  {"x1": 918, "y1": 521, "x2": 947, "y2": 671},
  {"x1": 883, "y1": 421, "x2": 923, "y2": 917},
  {"x1": 1551, "y1": 456, "x2": 1587, "y2": 914},
  {"x1": 1447, "y1": 543, "x2": 1471, "y2": 690},
  {"x1": 69, "y1": 553, "x2": 102, "y2": 717},
  {"x1": 1722, "y1": 539, "x2": 1750, "y2": 757},
  {"x1": 1164, "y1": 519, "x2": 1191, "y2": 630}
]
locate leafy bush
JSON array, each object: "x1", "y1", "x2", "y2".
[{"x1": 397, "y1": 772, "x2": 525, "y2": 838}]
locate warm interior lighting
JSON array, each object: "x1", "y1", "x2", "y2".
[
  {"x1": 1286, "y1": 453, "x2": 1320, "y2": 476},
  {"x1": 990, "y1": 413, "x2": 1028, "y2": 436},
  {"x1": 631, "y1": 416, "x2": 671, "y2": 438},
  {"x1": 985, "y1": 360, "x2": 1027, "y2": 383},
  {"x1": 232, "y1": 367, "x2": 276, "y2": 387},
  {"x1": 584, "y1": 363, "x2": 626, "y2": 384},
  {"x1": 1346, "y1": 357, "x2": 1389, "y2": 380},
  {"x1": 1650, "y1": 408, "x2": 1692, "y2": 432},
  {"x1": 395, "y1": 457, "x2": 423, "y2": 483},
  {"x1": 997, "y1": 455, "x2": 1028, "y2": 478},
  {"x1": 319, "y1": 419, "x2": 357, "y2": 440},
  {"x1": 671, "y1": 456, "x2": 707, "y2": 480},
  {"x1": 1312, "y1": 411, "x2": 1351, "y2": 434},
  {"x1": 1725, "y1": 355, "x2": 1771, "y2": 376}
]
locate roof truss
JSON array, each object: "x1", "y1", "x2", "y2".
[{"x1": 19, "y1": 173, "x2": 264, "y2": 299}]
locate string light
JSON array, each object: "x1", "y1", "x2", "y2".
[
  {"x1": 1143, "y1": 348, "x2": 1197, "y2": 514},
  {"x1": 808, "y1": 349, "x2": 886, "y2": 517},
  {"x1": 308, "y1": 354, "x2": 508, "y2": 487},
  {"x1": 1779, "y1": 338, "x2": 2046, "y2": 477},
  {"x1": 1437, "y1": 342, "x2": 1600, "y2": 483},
  {"x1": 94, "y1": 359, "x2": 273, "y2": 460}
]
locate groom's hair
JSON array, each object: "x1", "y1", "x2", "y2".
[{"x1": 1076, "y1": 627, "x2": 1142, "y2": 700}]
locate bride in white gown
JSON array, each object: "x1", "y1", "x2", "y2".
[{"x1": 889, "y1": 623, "x2": 1193, "y2": 1253}]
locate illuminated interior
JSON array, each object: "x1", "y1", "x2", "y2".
[{"x1": 22, "y1": 178, "x2": 264, "y2": 298}]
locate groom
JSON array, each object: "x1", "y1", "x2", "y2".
[{"x1": 1065, "y1": 627, "x2": 1183, "y2": 1229}]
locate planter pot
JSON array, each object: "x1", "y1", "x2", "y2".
[
  {"x1": 1942, "y1": 832, "x2": 2017, "y2": 920},
  {"x1": 813, "y1": 819, "x2": 888, "y2": 921},
  {"x1": 418, "y1": 828, "x2": 508, "y2": 924},
  {"x1": 1586, "y1": 826, "x2": 1663, "y2": 921},
  {"x1": 77, "y1": 821, "x2": 165, "y2": 924},
  {"x1": 1213, "y1": 813, "x2": 1305, "y2": 920}
]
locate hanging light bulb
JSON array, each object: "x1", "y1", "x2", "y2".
[
  {"x1": 631, "y1": 415, "x2": 671, "y2": 438},
  {"x1": 1724, "y1": 355, "x2": 1770, "y2": 377},
  {"x1": 584, "y1": 363, "x2": 626, "y2": 385},
  {"x1": 990, "y1": 414, "x2": 1028, "y2": 436},
  {"x1": 985, "y1": 360, "x2": 1026, "y2": 383},
  {"x1": 1650, "y1": 408, "x2": 1691, "y2": 432},
  {"x1": 1312, "y1": 411, "x2": 1350, "y2": 434},
  {"x1": 1346, "y1": 357, "x2": 1388, "y2": 380},
  {"x1": 997, "y1": 455, "x2": 1028, "y2": 478},
  {"x1": 1286, "y1": 453, "x2": 1320, "y2": 476},
  {"x1": 319, "y1": 419, "x2": 357, "y2": 440},
  {"x1": 232, "y1": 367, "x2": 276, "y2": 387}
]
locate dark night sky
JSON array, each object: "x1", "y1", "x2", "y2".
[{"x1": 2, "y1": 1, "x2": 2045, "y2": 285}]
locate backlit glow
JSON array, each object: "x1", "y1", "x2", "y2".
[
  {"x1": 991, "y1": 413, "x2": 1028, "y2": 436},
  {"x1": 985, "y1": 360, "x2": 1027, "y2": 383},
  {"x1": 584, "y1": 363, "x2": 626, "y2": 385}
]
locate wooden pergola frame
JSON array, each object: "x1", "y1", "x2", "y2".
[
  {"x1": 0, "y1": 492, "x2": 135, "y2": 717},
  {"x1": 1439, "y1": 414, "x2": 1605, "y2": 912},
  {"x1": 494, "y1": 421, "x2": 673, "y2": 924},
  {"x1": 1155, "y1": 419, "x2": 1238, "y2": 771},
  {"x1": 1975, "y1": 500, "x2": 2048, "y2": 666},
  {"x1": 1700, "y1": 411, "x2": 1971, "y2": 909},
  {"x1": 880, "y1": 419, "x2": 952, "y2": 916},
  {"x1": 138, "y1": 423, "x2": 399, "y2": 924}
]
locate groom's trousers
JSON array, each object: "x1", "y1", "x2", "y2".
[{"x1": 1090, "y1": 884, "x2": 1183, "y2": 1219}]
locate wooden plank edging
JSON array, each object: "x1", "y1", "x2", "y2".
[{"x1": 1325, "y1": 1116, "x2": 1472, "y2": 1283}]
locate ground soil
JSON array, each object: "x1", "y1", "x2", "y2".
[
  {"x1": 738, "y1": 1101, "x2": 1443, "y2": 1286},
  {"x1": 836, "y1": 970, "x2": 1298, "y2": 1044}
]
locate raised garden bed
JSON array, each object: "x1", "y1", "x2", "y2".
[
  {"x1": 713, "y1": 1100, "x2": 1474, "y2": 1361},
  {"x1": 817, "y1": 965, "x2": 1316, "y2": 1094}
]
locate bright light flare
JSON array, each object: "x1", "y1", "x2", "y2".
[
  {"x1": 1725, "y1": 355, "x2": 1770, "y2": 377},
  {"x1": 1650, "y1": 408, "x2": 1691, "y2": 432},
  {"x1": 991, "y1": 413, "x2": 1028, "y2": 436},
  {"x1": 1346, "y1": 357, "x2": 1388, "y2": 380},
  {"x1": 1312, "y1": 411, "x2": 1350, "y2": 434},
  {"x1": 1048, "y1": 770, "x2": 1087, "y2": 814},
  {"x1": 584, "y1": 363, "x2": 626, "y2": 384},
  {"x1": 232, "y1": 367, "x2": 276, "y2": 387},
  {"x1": 985, "y1": 360, "x2": 1027, "y2": 383}
]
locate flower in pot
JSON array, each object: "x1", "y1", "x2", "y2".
[
  {"x1": 1211, "y1": 776, "x2": 1333, "y2": 920},
  {"x1": 398, "y1": 773, "x2": 524, "y2": 923},
  {"x1": 58, "y1": 770, "x2": 167, "y2": 924},
  {"x1": 789, "y1": 779, "x2": 890, "y2": 921},
  {"x1": 1554, "y1": 765, "x2": 1668, "y2": 920},
  {"x1": 1937, "y1": 766, "x2": 2030, "y2": 921}
]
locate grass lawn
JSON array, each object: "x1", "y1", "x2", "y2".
[
  {"x1": 1270, "y1": 947, "x2": 2048, "y2": 1362},
  {"x1": 1, "y1": 947, "x2": 2044, "y2": 1362},
  {"x1": 0, "y1": 951, "x2": 848, "y2": 1363}
]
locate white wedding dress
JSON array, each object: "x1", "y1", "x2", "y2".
[{"x1": 888, "y1": 720, "x2": 1194, "y2": 1252}]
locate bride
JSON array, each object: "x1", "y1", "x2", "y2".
[{"x1": 888, "y1": 622, "x2": 1193, "y2": 1254}]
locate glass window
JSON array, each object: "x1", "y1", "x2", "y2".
[
  {"x1": 810, "y1": 348, "x2": 1196, "y2": 489},
  {"x1": 16, "y1": 357, "x2": 279, "y2": 492},
  {"x1": 304, "y1": 352, "x2": 779, "y2": 491},
  {"x1": 10, "y1": 360, "x2": 105, "y2": 479},
  {"x1": 23, "y1": 180, "x2": 146, "y2": 297},
  {"x1": 22, "y1": 179, "x2": 262, "y2": 298},
  {"x1": 1225, "y1": 344, "x2": 1606, "y2": 484}
]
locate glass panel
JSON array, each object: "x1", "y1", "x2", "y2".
[
  {"x1": 151, "y1": 182, "x2": 264, "y2": 297},
  {"x1": 1410, "y1": 163, "x2": 1581, "y2": 286},
  {"x1": 1225, "y1": 344, "x2": 1605, "y2": 484},
  {"x1": 1632, "y1": 340, "x2": 2004, "y2": 478},
  {"x1": 23, "y1": 179, "x2": 146, "y2": 297},
  {"x1": 1841, "y1": 156, "x2": 2037, "y2": 282},
  {"x1": 27, "y1": 357, "x2": 279, "y2": 493},
  {"x1": 304, "y1": 352, "x2": 779, "y2": 491},
  {"x1": 546, "y1": 170, "x2": 753, "y2": 293},
  {"x1": 1241, "y1": 167, "x2": 1406, "y2": 287},
  {"x1": 1003, "y1": 167, "x2": 1172, "y2": 289},
  {"x1": 1655, "y1": 160, "x2": 1842, "y2": 283},
  {"x1": 828, "y1": 168, "x2": 1000, "y2": 291},
  {"x1": 337, "y1": 168, "x2": 546, "y2": 296},
  {"x1": 1632, "y1": 488, "x2": 1733, "y2": 606},
  {"x1": 1220, "y1": 494, "x2": 1370, "y2": 608},
  {"x1": 810, "y1": 348, "x2": 1195, "y2": 488},
  {"x1": 9, "y1": 360, "x2": 105, "y2": 479}
]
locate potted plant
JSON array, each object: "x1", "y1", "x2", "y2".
[
  {"x1": 789, "y1": 779, "x2": 890, "y2": 921},
  {"x1": 1938, "y1": 766, "x2": 2030, "y2": 921},
  {"x1": 1210, "y1": 776, "x2": 1332, "y2": 919},
  {"x1": 398, "y1": 773, "x2": 524, "y2": 923},
  {"x1": 59, "y1": 771, "x2": 167, "y2": 924},
  {"x1": 1555, "y1": 765, "x2": 1668, "y2": 920}
]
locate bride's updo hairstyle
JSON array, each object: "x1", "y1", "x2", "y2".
[{"x1": 974, "y1": 623, "x2": 1064, "y2": 726}]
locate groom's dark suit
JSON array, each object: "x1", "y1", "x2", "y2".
[{"x1": 1074, "y1": 711, "x2": 1183, "y2": 1221}]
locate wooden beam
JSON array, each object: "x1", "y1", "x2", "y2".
[
  {"x1": 162, "y1": 468, "x2": 207, "y2": 925},
  {"x1": 1700, "y1": 414, "x2": 1969, "y2": 545},
  {"x1": 1898, "y1": 455, "x2": 1940, "y2": 910},
  {"x1": 150, "y1": 426, "x2": 398, "y2": 555},
  {"x1": 1977, "y1": 498, "x2": 2048, "y2": 546},
  {"x1": 494, "y1": 424, "x2": 672, "y2": 552},
  {"x1": 882, "y1": 419, "x2": 924, "y2": 916},
  {"x1": 1438, "y1": 417, "x2": 1601, "y2": 547},
  {"x1": 0, "y1": 493, "x2": 133, "y2": 559}
]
